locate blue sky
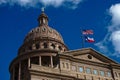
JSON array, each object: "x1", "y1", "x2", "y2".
[{"x1": 0, "y1": 0, "x2": 120, "y2": 80}]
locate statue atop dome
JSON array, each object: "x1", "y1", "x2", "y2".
[{"x1": 41, "y1": 7, "x2": 45, "y2": 12}]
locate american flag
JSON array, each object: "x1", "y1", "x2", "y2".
[{"x1": 82, "y1": 30, "x2": 93, "y2": 35}]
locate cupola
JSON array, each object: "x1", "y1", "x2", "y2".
[{"x1": 38, "y1": 8, "x2": 48, "y2": 26}]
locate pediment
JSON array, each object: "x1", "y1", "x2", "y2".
[
  {"x1": 66, "y1": 48, "x2": 117, "y2": 64},
  {"x1": 74, "y1": 53, "x2": 105, "y2": 63}
]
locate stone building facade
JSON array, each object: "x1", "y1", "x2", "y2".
[{"x1": 9, "y1": 9, "x2": 120, "y2": 80}]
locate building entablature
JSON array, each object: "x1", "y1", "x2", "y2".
[{"x1": 59, "y1": 53, "x2": 110, "y2": 68}]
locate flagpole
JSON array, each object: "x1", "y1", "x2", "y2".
[{"x1": 80, "y1": 27, "x2": 85, "y2": 48}]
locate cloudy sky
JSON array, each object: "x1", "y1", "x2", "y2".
[{"x1": 0, "y1": 0, "x2": 120, "y2": 80}]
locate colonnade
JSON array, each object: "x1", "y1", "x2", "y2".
[{"x1": 11, "y1": 55, "x2": 54, "y2": 80}]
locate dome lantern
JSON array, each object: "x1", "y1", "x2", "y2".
[{"x1": 38, "y1": 8, "x2": 48, "y2": 26}]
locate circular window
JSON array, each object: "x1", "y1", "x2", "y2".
[
  {"x1": 42, "y1": 27, "x2": 46, "y2": 32},
  {"x1": 88, "y1": 55, "x2": 92, "y2": 59}
]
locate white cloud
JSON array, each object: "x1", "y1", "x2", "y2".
[
  {"x1": 109, "y1": 4, "x2": 120, "y2": 26},
  {"x1": 40, "y1": 0, "x2": 64, "y2": 7},
  {"x1": 0, "y1": 0, "x2": 7, "y2": 4},
  {"x1": 110, "y1": 31, "x2": 120, "y2": 57},
  {"x1": 0, "y1": 0, "x2": 83, "y2": 9},
  {"x1": 95, "y1": 3, "x2": 120, "y2": 57},
  {"x1": 108, "y1": 4, "x2": 120, "y2": 32}
]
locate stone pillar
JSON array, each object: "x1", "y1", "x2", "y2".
[
  {"x1": 109, "y1": 64, "x2": 115, "y2": 80},
  {"x1": 28, "y1": 58, "x2": 31, "y2": 68},
  {"x1": 40, "y1": 42, "x2": 44, "y2": 49},
  {"x1": 48, "y1": 42, "x2": 51, "y2": 49},
  {"x1": 55, "y1": 45, "x2": 59, "y2": 50},
  {"x1": 39, "y1": 56, "x2": 41, "y2": 66},
  {"x1": 18, "y1": 62, "x2": 21, "y2": 80},
  {"x1": 83, "y1": 66, "x2": 86, "y2": 79},
  {"x1": 32, "y1": 44, "x2": 36, "y2": 50},
  {"x1": 51, "y1": 56, "x2": 53, "y2": 68}
]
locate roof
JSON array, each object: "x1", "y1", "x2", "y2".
[{"x1": 62, "y1": 47, "x2": 118, "y2": 64}]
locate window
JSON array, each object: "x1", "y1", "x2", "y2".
[
  {"x1": 79, "y1": 67, "x2": 84, "y2": 72},
  {"x1": 93, "y1": 69, "x2": 98, "y2": 75},
  {"x1": 37, "y1": 28, "x2": 39, "y2": 31},
  {"x1": 59, "y1": 46, "x2": 62, "y2": 51},
  {"x1": 42, "y1": 27, "x2": 46, "y2": 32},
  {"x1": 115, "y1": 72, "x2": 118, "y2": 77},
  {"x1": 43, "y1": 18, "x2": 46, "y2": 24},
  {"x1": 51, "y1": 44, "x2": 55, "y2": 49},
  {"x1": 107, "y1": 72, "x2": 111, "y2": 77},
  {"x1": 41, "y1": 56, "x2": 51, "y2": 67},
  {"x1": 66, "y1": 63, "x2": 69, "y2": 69},
  {"x1": 62, "y1": 63, "x2": 65, "y2": 68},
  {"x1": 86, "y1": 68, "x2": 91, "y2": 74},
  {"x1": 100, "y1": 70, "x2": 104, "y2": 76},
  {"x1": 43, "y1": 43, "x2": 47, "y2": 48},
  {"x1": 36, "y1": 43, "x2": 40, "y2": 49},
  {"x1": 30, "y1": 57, "x2": 39, "y2": 65},
  {"x1": 88, "y1": 55, "x2": 92, "y2": 59}
]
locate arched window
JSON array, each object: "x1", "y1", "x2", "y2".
[
  {"x1": 64, "y1": 49, "x2": 66, "y2": 51},
  {"x1": 36, "y1": 43, "x2": 40, "y2": 49},
  {"x1": 59, "y1": 46, "x2": 62, "y2": 51},
  {"x1": 43, "y1": 43, "x2": 48, "y2": 48},
  {"x1": 37, "y1": 28, "x2": 39, "y2": 31},
  {"x1": 51, "y1": 44, "x2": 55, "y2": 49}
]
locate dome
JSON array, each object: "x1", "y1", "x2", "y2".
[
  {"x1": 24, "y1": 25, "x2": 64, "y2": 43},
  {"x1": 18, "y1": 9, "x2": 68, "y2": 55}
]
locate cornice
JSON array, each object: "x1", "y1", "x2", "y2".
[
  {"x1": 64, "y1": 48, "x2": 118, "y2": 64},
  {"x1": 59, "y1": 54, "x2": 111, "y2": 68}
]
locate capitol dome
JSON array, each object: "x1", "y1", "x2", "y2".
[
  {"x1": 24, "y1": 25, "x2": 64, "y2": 43},
  {"x1": 18, "y1": 9, "x2": 68, "y2": 55}
]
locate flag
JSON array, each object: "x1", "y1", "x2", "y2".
[
  {"x1": 82, "y1": 30, "x2": 93, "y2": 35},
  {"x1": 85, "y1": 36, "x2": 95, "y2": 42}
]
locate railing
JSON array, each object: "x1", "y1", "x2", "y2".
[{"x1": 30, "y1": 64, "x2": 75, "y2": 77}]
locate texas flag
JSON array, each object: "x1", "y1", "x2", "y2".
[{"x1": 85, "y1": 36, "x2": 95, "y2": 43}]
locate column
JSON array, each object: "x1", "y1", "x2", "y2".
[
  {"x1": 39, "y1": 56, "x2": 41, "y2": 66},
  {"x1": 18, "y1": 62, "x2": 21, "y2": 80},
  {"x1": 32, "y1": 44, "x2": 36, "y2": 50},
  {"x1": 51, "y1": 56, "x2": 53, "y2": 68},
  {"x1": 28, "y1": 58, "x2": 31, "y2": 68},
  {"x1": 48, "y1": 42, "x2": 51, "y2": 49},
  {"x1": 83, "y1": 66, "x2": 86, "y2": 80}
]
